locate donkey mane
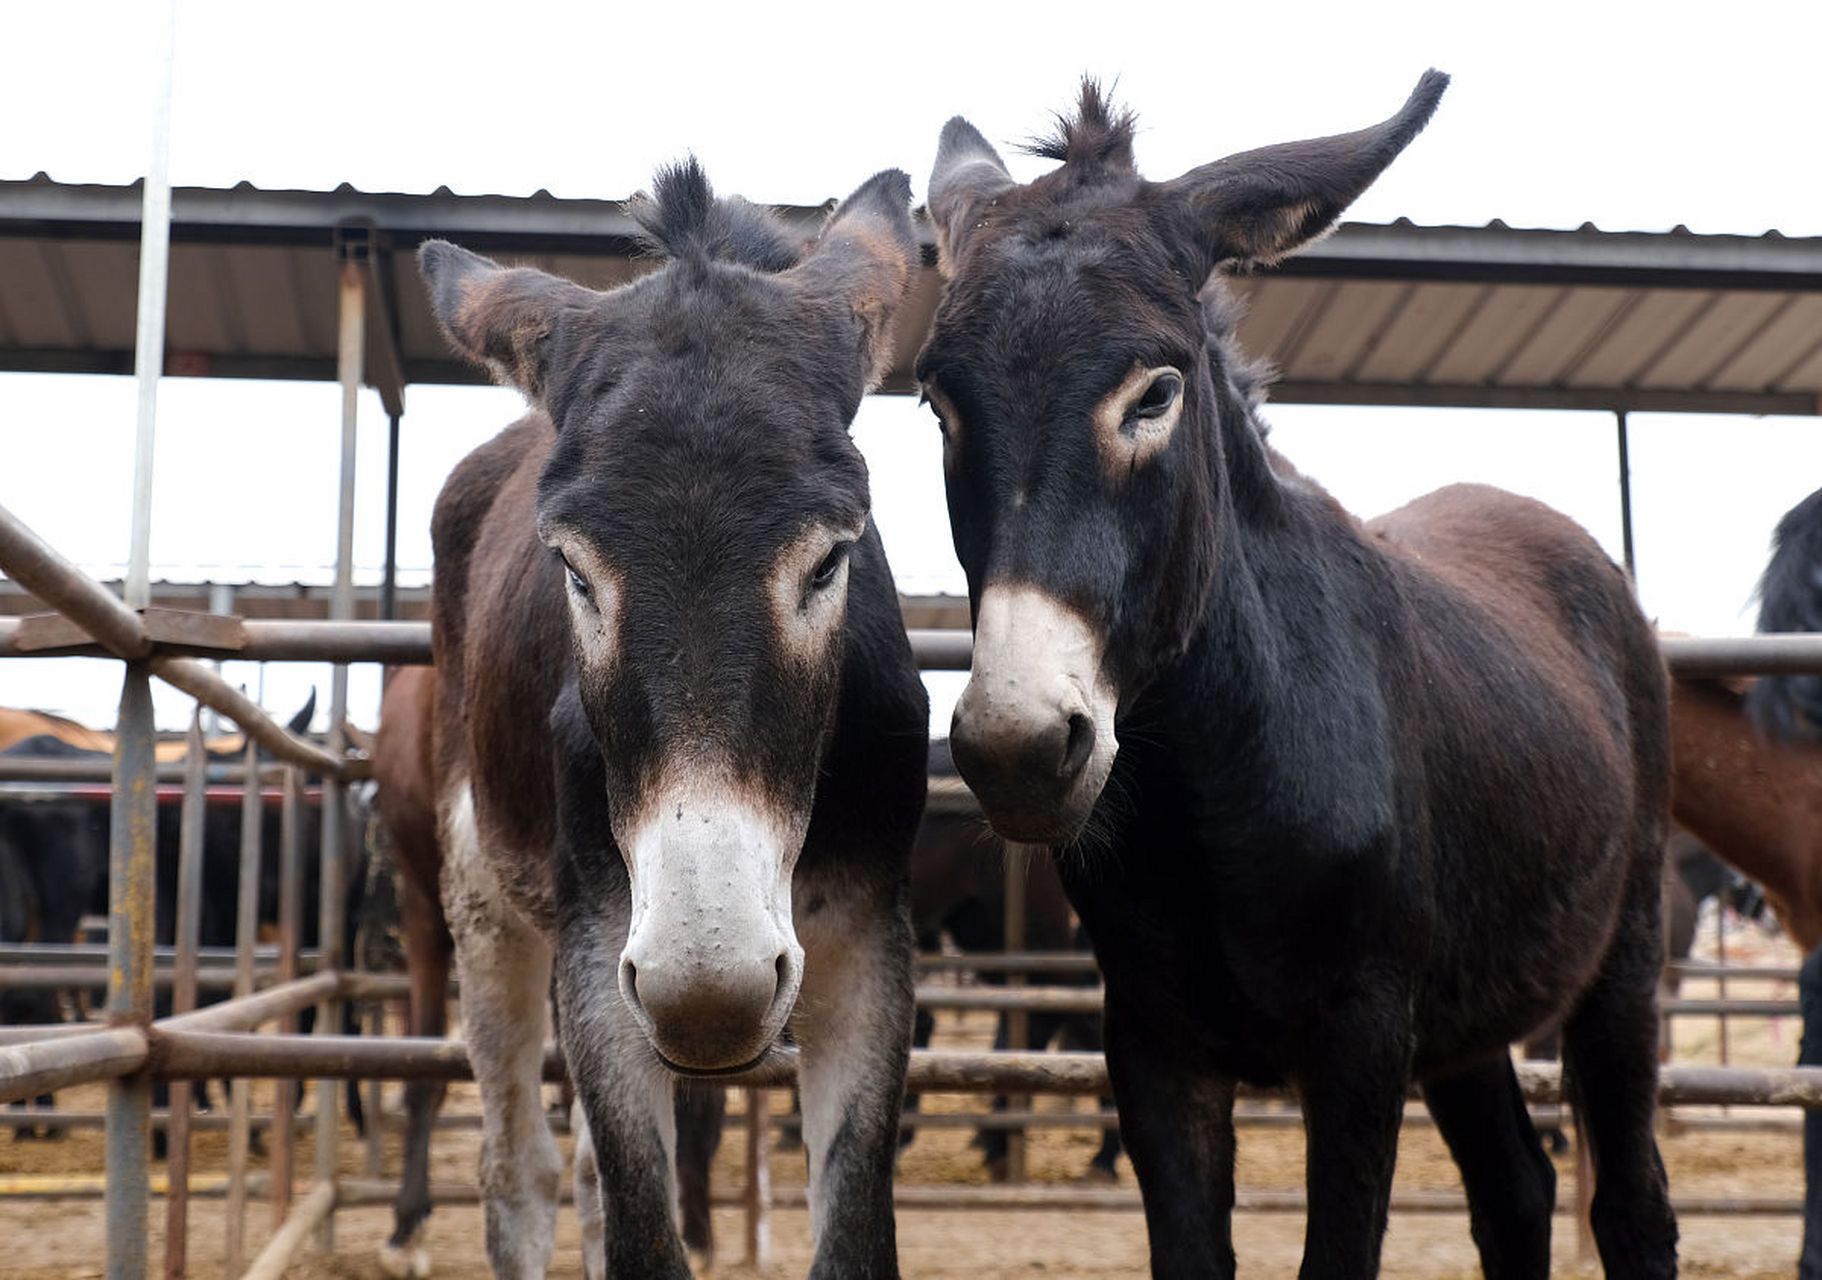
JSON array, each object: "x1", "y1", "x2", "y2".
[
  {"x1": 1025, "y1": 78, "x2": 1138, "y2": 172},
  {"x1": 1202, "y1": 283, "x2": 1275, "y2": 426},
  {"x1": 629, "y1": 158, "x2": 805, "y2": 273}
]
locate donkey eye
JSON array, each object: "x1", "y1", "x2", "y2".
[
  {"x1": 560, "y1": 555, "x2": 593, "y2": 603},
  {"x1": 1133, "y1": 371, "x2": 1182, "y2": 419},
  {"x1": 810, "y1": 541, "x2": 852, "y2": 591},
  {"x1": 920, "y1": 392, "x2": 950, "y2": 441}
]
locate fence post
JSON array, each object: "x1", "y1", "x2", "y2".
[
  {"x1": 224, "y1": 740, "x2": 262, "y2": 1274},
  {"x1": 163, "y1": 709, "x2": 207, "y2": 1278},
  {"x1": 270, "y1": 766, "x2": 303, "y2": 1228},
  {"x1": 104, "y1": 665, "x2": 157, "y2": 1280},
  {"x1": 744, "y1": 1087, "x2": 771, "y2": 1268}
]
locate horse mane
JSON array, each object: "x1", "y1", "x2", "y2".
[
  {"x1": 1745, "y1": 485, "x2": 1822, "y2": 741},
  {"x1": 1024, "y1": 78, "x2": 1138, "y2": 173},
  {"x1": 629, "y1": 158, "x2": 805, "y2": 274}
]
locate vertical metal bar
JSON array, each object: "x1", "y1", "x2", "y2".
[
  {"x1": 126, "y1": 0, "x2": 179, "y2": 609},
  {"x1": 382, "y1": 411, "x2": 402, "y2": 622},
  {"x1": 364, "y1": 1004, "x2": 385, "y2": 1177},
  {"x1": 162, "y1": 709, "x2": 207, "y2": 1279},
  {"x1": 1717, "y1": 899, "x2": 1731, "y2": 1074},
  {"x1": 743, "y1": 1087, "x2": 770, "y2": 1269},
  {"x1": 314, "y1": 774, "x2": 346, "y2": 1251},
  {"x1": 1001, "y1": 843, "x2": 1029, "y2": 1183},
  {"x1": 311, "y1": 251, "x2": 364, "y2": 1251},
  {"x1": 205, "y1": 584, "x2": 232, "y2": 737},
  {"x1": 1615, "y1": 409, "x2": 1636, "y2": 579},
  {"x1": 105, "y1": 664, "x2": 157, "y2": 1280},
  {"x1": 224, "y1": 739, "x2": 261, "y2": 1275},
  {"x1": 270, "y1": 766, "x2": 303, "y2": 1229}
]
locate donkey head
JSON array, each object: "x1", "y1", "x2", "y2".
[
  {"x1": 919, "y1": 74, "x2": 1446, "y2": 844},
  {"x1": 420, "y1": 163, "x2": 919, "y2": 1071}
]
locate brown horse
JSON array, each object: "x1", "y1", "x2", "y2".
[
  {"x1": 921, "y1": 74, "x2": 1674, "y2": 1277},
  {"x1": 1669, "y1": 674, "x2": 1822, "y2": 951}
]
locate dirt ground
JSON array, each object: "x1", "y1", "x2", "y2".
[{"x1": 0, "y1": 909, "x2": 1808, "y2": 1278}]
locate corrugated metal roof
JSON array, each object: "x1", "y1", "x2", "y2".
[{"x1": 2, "y1": 175, "x2": 1820, "y2": 416}]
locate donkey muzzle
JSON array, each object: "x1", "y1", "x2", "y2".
[
  {"x1": 950, "y1": 583, "x2": 1118, "y2": 844},
  {"x1": 617, "y1": 792, "x2": 804, "y2": 1072}
]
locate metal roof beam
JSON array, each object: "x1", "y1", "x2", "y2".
[{"x1": 1271, "y1": 380, "x2": 1820, "y2": 417}]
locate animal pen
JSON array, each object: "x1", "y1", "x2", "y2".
[{"x1": 8, "y1": 113, "x2": 1822, "y2": 1280}]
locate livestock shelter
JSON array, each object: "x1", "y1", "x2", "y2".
[{"x1": 3, "y1": 170, "x2": 1822, "y2": 1277}]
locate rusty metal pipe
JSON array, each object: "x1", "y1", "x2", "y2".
[
  {"x1": 150, "y1": 656, "x2": 348, "y2": 777},
  {"x1": 0, "y1": 1028, "x2": 149, "y2": 1105},
  {"x1": 0, "y1": 505, "x2": 152, "y2": 660}
]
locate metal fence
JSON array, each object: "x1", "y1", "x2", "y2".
[{"x1": 5, "y1": 485, "x2": 1822, "y2": 1275}]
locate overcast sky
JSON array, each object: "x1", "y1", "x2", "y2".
[{"x1": 2, "y1": 0, "x2": 1820, "y2": 731}]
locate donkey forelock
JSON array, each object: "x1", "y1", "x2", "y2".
[
  {"x1": 1025, "y1": 78, "x2": 1139, "y2": 174},
  {"x1": 629, "y1": 158, "x2": 805, "y2": 273}
]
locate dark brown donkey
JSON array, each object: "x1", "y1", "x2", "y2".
[
  {"x1": 919, "y1": 75, "x2": 1676, "y2": 1277},
  {"x1": 415, "y1": 163, "x2": 929, "y2": 1278}
]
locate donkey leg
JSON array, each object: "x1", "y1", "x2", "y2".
[
  {"x1": 444, "y1": 836, "x2": 562, "y2": 1279},
  {"x1": 554, "y1": 914, "x2": 688, "y2": 1280},
  {"x1": 1294, "y1": 994, "x2": 1411, "y2": 1280},
  {"x1": 1796, "y1": 942, "x2": 1822, "y2": 1280},
  {"x1": 1421, "y1": 1056, "x2": 1554, "y2": 1280},
  {"x1": 382, "y1": 882, "x2": 453, "y2": 1279},
  {"x1": 1559, "y1": 868, "x2": 1677, "y2": 1279},
  {"x1": 1102, "y1": 996, "x2": 1237, "y2": 1279},
  {"x1": 673, "y1": 1081, "x2": 726, "y2": 1264},
  {"x1": 569, "y1": 1098, "x2": 605, "y2": 1280},
  {"x1": 792, "y1": 877, "x2": 914, "y2": 1279}
]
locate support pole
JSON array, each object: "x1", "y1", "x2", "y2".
[
  {"x1": 105, "y1": 665, "x2": 157, "y2": 1280},
  {"x1": 270, "y1": 767, "x2": 302, "y2": 1229},
  {"x1": 224, "y1": 739, "x2": 261, "y2": 1276},
  {"x1": 382, "y1": 411, "x2": 401, "y2": 622},
  {"x1": 163, "y1": 710, "x2": 207, "y2": 1279},
  {"x1": 1615, "y1": 409, "x2": 1637, "y2": 579},
  {"x1": 312, "y1": 248, "x2": 365, "y2": 1252},
  {"x1": 126, "y1": 0, "x2": 178, "y2": 609}
]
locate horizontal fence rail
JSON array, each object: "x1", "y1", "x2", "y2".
[{"x1": 8, "y1": 613, "x2": 1822, "y2": 679}]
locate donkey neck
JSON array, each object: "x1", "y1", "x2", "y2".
[{"x1": 1135, "y1": 397, "x2": 1399, "y2": 852}]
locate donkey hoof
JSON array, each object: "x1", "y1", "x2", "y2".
[{"x1": 378, "y1": 1241, "x2": 432, "y2": 1279}]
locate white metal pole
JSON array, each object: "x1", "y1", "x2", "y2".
[{"x1": 126, "y1": 0, "x2": 178, "y2": 609}]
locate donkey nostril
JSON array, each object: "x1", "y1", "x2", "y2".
[{"x1": 1059, "y1": 711, "x2": 1095, "y2": 780}]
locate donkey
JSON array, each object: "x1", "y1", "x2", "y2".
[
  {"x1": 416, "y1": 163, "x2": 929, "y2": 1278},
  {"x1": 919, "y1": 74, "x2": 1676, "y2": 1277}
]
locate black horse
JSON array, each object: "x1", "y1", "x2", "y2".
[
  {"x1": 1743, "y1": 483, "x2": 1822, "y2": 1280},
  {"x1": 921, "y1": 74, "x2": 1675, "y2": 1277}
]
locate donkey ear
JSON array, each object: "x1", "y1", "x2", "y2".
[
  {"x1": 417, "y1": 240, "x2": 599, "y2": 402},
  {"x1": 1162, "y1": 70, "x2": 1447, "y2": 276},
  {"x1": 927, "y1": 117, "x2": 1016, "y2": 274},
  {"x1": 790, "y1": 168, "x2": 921, "y2": 391}
]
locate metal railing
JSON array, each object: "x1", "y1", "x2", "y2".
[{"x1": 6, "y1": 487, "x2": 1822, "y2": 1276}]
